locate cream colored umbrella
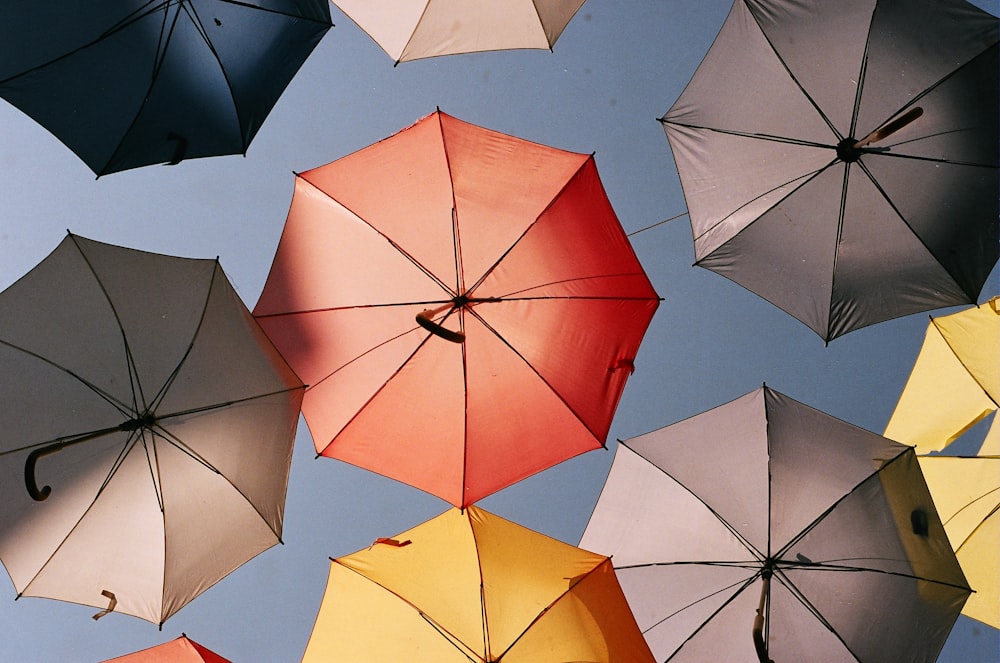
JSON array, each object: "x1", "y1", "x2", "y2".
[{"x1": 331, "y1": 0, "x2": 587, "y2": 63}]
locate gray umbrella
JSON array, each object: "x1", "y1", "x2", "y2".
[
  {"x1": 0, "y1": 234, "x2": 304, "y2": 626},
  {"x1": 662, "y1": 0, "x2": 998, "y2": 341},
  {"x1": 0, "y1": 1, "x2": 331, "y2": 176},
  {"x1": 581, "y1": 386, "x2": 971, "y2": 663}
]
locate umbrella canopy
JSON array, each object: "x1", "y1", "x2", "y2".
[
  {"x1": 253, "y1": 109, "x2": 659, "y2": 508},
  {"x1": 661, "y1": 0, "x2": 999, "y2": 341},
  {"x1": 884, "y1": 296, "x2": 999, "y2": 454},
  {"x1": 581, "y1": 386, "x2": 970, "y2": 663},
  {"x1": 0, "y1": 1, "x2": 331, "y2": 176},
  {"x1": 103, "y1": 634, "x2": 231, "y2": 662},
  {"x1": 331, "y1": 0, "x2": 586, "y2": 63},
  {"x1": 918, "y1": 454, "x2": 999, "y2": 629},
  {"x1": 0, "y1": 233, "x2": 305, "y2": 626},
  {"x1": 302, "y1": 505, "x2": 654, "y2": 662}
]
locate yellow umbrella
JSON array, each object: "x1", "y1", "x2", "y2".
[
  {"x1": 885, "y1": 296, "x2": 999, "y2": 454},
  {"x1": 917, "y1": 455, "x2": 999, "y2": 628},
  {"x1": 302, "y1": 506, "x2": 653, "y2": 662}
]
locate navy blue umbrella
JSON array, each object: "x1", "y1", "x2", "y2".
[{"x1": 0, "y1": 1, "x2": 331, "y2": 176}]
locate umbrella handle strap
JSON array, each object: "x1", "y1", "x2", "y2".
[
  {"x1": 92, "y1": 590, "x2": 117, "y2": 620},
  {"x1": 753, "y1": 572, "x2": 774, "y2": 663},
  {"x1": 416, "y1": 308, "x2": 466, "y2": 343}
]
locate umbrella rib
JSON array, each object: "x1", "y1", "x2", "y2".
[
  {"x1": 331, "y1": 559, "x2": 482, "y2": 662},
  {"x1": 859, "y1": 41, "x2": 999, "y2": 151},
  {"x1": 68, "y1": 234, "x2": 149, "y2": 417},
  {"x1": 152, "y1": 422, "x2": 287, "y2": 543},
  {"x1": 662, "y1": 573, "x2": 760, "y2": 662},
  {"x1": 929, "y1": 317, "x2": 1000, "y2": 410},
  {"x1": 745, "y1": 5, "x2": 846, "y2": 141},
  {"x1": 436, "y1": 110, "x2": 465, "y2": 296},
  {"x1": 216, "y1": 0, "x2": 332, "y2": 24},
  {"x1": 295, "y1": 175, "x2": 456, "y2": 296},
  {"x1": 0, "y1": 0, "x2": 164, "y2": 85},
  {"x1": 145, "y1": 260, "x2": 220, "y2": 416},
  {"x1": 774, "y1": 448, "x2": 909, "y2": 558},
  {"x1": 465, "y1": 307, "x2": 604, "y2": 443},
  {"x1": 467, "y1": 512, "x2": 492, "y2": 659},
  {"x1": 301, "y1": 317, "x2": 429, "y2": 395},
  {"x1": 17, "y1": 433, "x2": 141, "y2": 600},
  {"x1": 465, "y1": 156, "x2": 592, "y2": 297},
  {"x1": 659, "y1": 121, "x2": 835, "y2": 151},
  {"x1": 771, "y1": 568, "x2": 863, "y2": 662},
  {"x1": 96, "y1": 2, "x2": 186, "y2": 175},
  {"x1": 645, "y1": 572, "x2": 759, "y2": 641},
  {"x1": 857, "y1": 148, "x2": 998, "y2": 169},
  {"x1": 483, "y1": 271, "x2": 657, "y2": 300},
  {"x1": 691, "y1": 163, "x2": 834, "y2": 247},
  {"x1": 490, "y1": 560, "x2": 606, "y2": 662},
  {"x1": 182, "y1": 2, "x2": 246, "y2": 151},
  {"x1": 824, "y1": 160, "x2": 851, "y2": 340},
  {"x1": 954, "y1": 501, "x2": 999, "y2": 554},
  {"x1": 0, "y1": 338, "x2": 132, "y2": 420},
  {"x1": 313, "y1": 331, "x2": 436, "y2": 457},
  {"x1": 853, "y1": 156, "x2": 974, "y2": 300},
  {"x1": 154, "y1": 385, "x2": 307, "y2": 422},
  {"x1": 621, "y1": 442, "x2": 764, "y2": 560},
  {"x1": 779, "y1": 559, "x2": 973, "y2": 591}
]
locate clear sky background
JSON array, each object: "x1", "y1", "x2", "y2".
[{"x1": 0, "y1": 1, "x2": 997, "y2": 661}]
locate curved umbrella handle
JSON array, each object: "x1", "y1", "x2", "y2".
[
  {"x1": 23, "y1": 426, "x2": 123, "y2": 501},
  {"x1": 24, "y1": 445, "x2": 56, "y2": 501},
  {"x1": 416, "y1": 308, "x2": 465, "y2": 343}
]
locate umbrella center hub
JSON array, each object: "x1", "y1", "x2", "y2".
[
  {"x1": 835, "y1": 138, "x2": 863, "y2": 163},
  {"x1": 121, "y1": 412, "x2": 157, "y2": 432},
  {"x1": 452, "y1": 294, "x2": 469, "y2": 309}
]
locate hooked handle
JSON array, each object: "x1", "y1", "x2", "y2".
[
  {"x1": 416, "y1": 306, "x2": 465, "y2": 344},
  {"x1": 25, "y1": 444, "x2": 61, "y2": 501}
]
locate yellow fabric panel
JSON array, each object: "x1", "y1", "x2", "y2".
[
  {"x1": 502, "y1": 559, "x2": 654, "y2": 663},
  {"x1": 302, "y1": 560, "x2": 476, "y2": 662},
  {"x1": 957, "y1": 513, "x2": 1000, "y2": 628},
  {"x1": 884, "y1": 301, "x2": 998, "y2": 453},
  {"x1": 980, "y1": 415, "x2": 1000, "y2": 456},
  {"x1": 918, "y1": 455, "x2": 999, "y2": 629},
  {"x1": 919, "y1": 456, "x2": 999, "y2": 549},
  {"x1": 334, "y1": 508, "x2": 488, "y2": 655},
  {"x1": 468, "y1": 506, "x2": 608, "y2": 656},
  {"x1": 934, "y1": 297, "x2": 1000, "y2": 403}
]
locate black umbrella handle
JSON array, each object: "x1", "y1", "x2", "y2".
[
  {"x1": 23, "y1": 426, "x2": 122, "y2": 501},
  {"x1": 416, "y1": 306, "x2": 466, "y2": 343}
]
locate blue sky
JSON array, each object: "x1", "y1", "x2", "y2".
[{"x1": 0, "y1": 1, "x2": 996, "y2": 660}]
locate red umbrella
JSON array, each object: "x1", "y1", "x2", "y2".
[
  {"x1": 102, "y1": 634, "x2": 230, "y2": 662},
  {"x1": 254, "y1": 110, "x2": 660, "y2": 507}
]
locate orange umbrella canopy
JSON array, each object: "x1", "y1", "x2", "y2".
[
  {"x1": 254, "y1": 110, "x2": 659, "y2": 507},
  {"x1": 302, "y1": 505, "x2": 654, "y2": 662},
  {"x1": 103, "y1": 634, "x2": 231, "y2": 662}
]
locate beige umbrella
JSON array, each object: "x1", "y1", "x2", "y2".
[{"x1": 331, "y1": 0, "x2": 587, "y2": 63}]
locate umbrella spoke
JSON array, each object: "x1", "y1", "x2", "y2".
[
  {"x1": 690, "y1": 164, "x2": 833, "y2": 247},
  {"x1": 0, "y1": 338, "x2": 132, "y2": 418},
  {"x1": 68, "y1": 234, "x2": 150, "y2": 416},
  {"x1": 146, "y1": 260, "x2": 219, "y2": 415}
]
